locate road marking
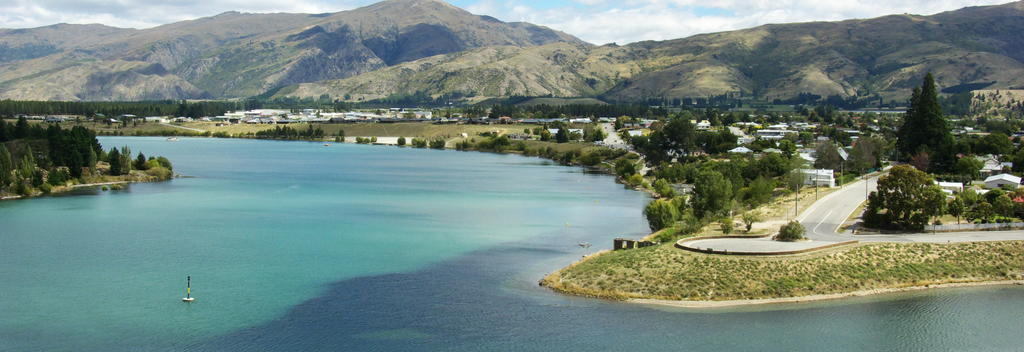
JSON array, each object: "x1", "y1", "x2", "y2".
[{"x1": 813, "y1": 210, "x2": 833, "y2": 235}]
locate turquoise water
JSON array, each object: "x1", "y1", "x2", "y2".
[{"x1": 2, "y1": 137, "x2": 1023, "y2": 351}]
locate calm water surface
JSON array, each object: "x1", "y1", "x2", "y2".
[{"x1": 1, "y1": 137, "x2": 1022, "y2": 351}]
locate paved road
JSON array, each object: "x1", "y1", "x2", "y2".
[
  {"x1": 600, "y1": 123, "x2": 628, "y2": 150},
  {"x1": 160, "y1": 123, "x2": 205, "y2": 133},
  {"x1": 678, "y1": 173, "x2": 1024, "y2": 253},
  {"x1": 798, "y1": 176, "x2": 878, "y2": 242}
]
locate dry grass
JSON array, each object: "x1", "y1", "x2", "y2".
[{"x1": 544, "y1": 241, "x2": 1024, "y2": 301}]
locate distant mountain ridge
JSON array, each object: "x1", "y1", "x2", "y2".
[
  {"x1": 3, "y1": 0, "x2": 1024, "y2": 103},
  {"x1": 0, "y1": 0, "x2": 582, "y2": 101},
  {"x1": 282, "y1": 0, "x2": 1024, "y2": 104}
]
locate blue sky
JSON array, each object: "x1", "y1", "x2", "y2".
[{"x1": 0, "y1": 0, "x2": 1011, "y2": 44}]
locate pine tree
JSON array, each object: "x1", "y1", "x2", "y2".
[
  {"x1": 555, "y1": 128, "x2": 569, "y2": 143},
  {"x1": 134, "y1": 152, "x2": 147, "y2": 170},
  {"x1": 0, "y1": 145, "x2": 12, "y2": 191},
  {"x1": 14, "y1": 116, "x2": 29, "y2": 139},
  {"x1": 108, "y1": 148, "x2": 122, "y2": 176},
  {"x1": 896, "y1": 73, "x2": 954, "y2": 171},
  {"x1": 0, "y1": 120, "x2": 9, "y2": 142}
]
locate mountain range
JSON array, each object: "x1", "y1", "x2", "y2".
[{"x1": 2, "y1": 0, "x2": 1024, "y2": 103}]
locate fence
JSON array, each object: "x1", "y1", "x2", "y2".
[
  {"x1": 924, "y1": 222, "x2": 1024, "y2": 232},
  {"x1": 613, "y1": 238, "x2": 657, "y2": 250}
]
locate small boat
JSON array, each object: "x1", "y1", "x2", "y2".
[
  {"x1": 182, "y1": 276, "x2": 195, "y2": 302},
  {"x1": 324, "y1": 143, "x2": 330, "y2": 146},
  {"x1": 166, "y1": 137, "x2": 179, "y2": 142}
]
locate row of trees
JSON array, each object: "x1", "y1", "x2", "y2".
[
  {"x1": 251, "y1": 125, "x2": 326, "y2": 140},
  {"x1": 0, "y1": 100, "x2": 237, "y2": 119},
  {"x1": 0, "y1": 120, "x2": 172, "y2": 196}
]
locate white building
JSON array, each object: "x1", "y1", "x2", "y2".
[
  {"x1": 800, "y1": 169, "x2": 835, "y2": 188},
  {"x1": 728, "y1": 146, "x2": 753, "y2": 154},
  {"x1": 935, "y1": 181, "x2": 964, "y2": 195},
  {"x1": 755, "y1": 129, "x2": 797, "y2": 140},
  {"x1": 984, "y1": 174, "x2": 1021, "y2": 189}
]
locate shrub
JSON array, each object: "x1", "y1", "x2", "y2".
[
  {"x1": 429, "y1": 138, "x2": 446, "y2": 149},
  {"x1": 614, "y1": 159, "x2": 637, "y2": 177},
  {"x1": 145, "y1": 166, "x2": 173, "y2": 180},
  {"x1": 776, "y1": 221, "x2": 806, "y2": 242},
  {"x1": 653, "y1": 179, "x2": 675, "y2": 198},
  {"x1": 411, "y1": 138, "x2": 428, "y2": 148},
  {"x1": 741, "y1": 211, "x2": 762, "y2": 233},
  {"x1": 644, "y1": 198, "x2": 681, "y2": 231},
  {"x1": 719, "y1": 217, "x2": 734, "y2": 235},
  {"x1": 397, "y1": 137, "x2": 406, "y2": 146},
  {"x1": 626, "y1": 174, "x2": 644, "y2": 188}
]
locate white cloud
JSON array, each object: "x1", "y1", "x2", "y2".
[
  {"x1": 0, "y1": 0, "x2": 1014, "y2": 44},
  {"x1": 0, "y1": 0, "x2": 362, "y2": 29},
  {"x1": 472, "y1": 0, "x2": 1011, "y2": 44}
]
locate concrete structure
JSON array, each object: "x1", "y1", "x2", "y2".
[
  {"x1": 984, "y1": 174, "x2": 1021, "y2": 189},
  {"x1": 728, "y1": 146, "x2": 753, "y2": 154}
]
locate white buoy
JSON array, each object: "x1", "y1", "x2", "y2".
[{"x1": 182, "y1": 275, "x2": 195, "y2": 302}]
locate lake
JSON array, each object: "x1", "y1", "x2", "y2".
[{"x1": 1, "y1": 137, "x2": 1022, "y2": 351}]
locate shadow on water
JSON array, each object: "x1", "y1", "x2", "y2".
[{"x1": 189, "y1": 234, "x2": 1024, "y2": 352}]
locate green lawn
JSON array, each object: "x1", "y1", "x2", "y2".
[{"x1": 544, "y1": 241, "x2": 1024, "y2": 301}]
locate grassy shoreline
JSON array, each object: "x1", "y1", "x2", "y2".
[
  {"x1": 0, "y1": 171, "x2": 175, "y2": 201},
  {"x1": 541, "y1": 240, "x2": 1024, "y2": 305}
]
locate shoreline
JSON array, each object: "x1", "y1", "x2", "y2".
[{"x1": 630, "y1": 280, "x2": 1024, "y2": 308}]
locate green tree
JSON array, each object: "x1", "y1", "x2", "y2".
[
  {"x1": 968, "y1": 201, "x2": 995, "y2": 223},
  {"x1": 741, "y1": 211, "x2": 762, "y2": 233},
  {"x1": 644, "y1": 198, "x2": 680, "y2": 231},
  {"x1": 849, "y1": 136, "x2": 883, "y2": 173},
  {"x1": 134, "y1": 152, "x2": 148, "y2": 171},
  {"x1": 539, "y1": 129, "x2": 552, "y2": 141},
  {"x1": 719, "y1": 217, "x2": 735, "y2": 234},
  {"x1": 0, "y1": 145, "x2": 12, "y2": 190},
  {"x1": 863, "y1": 165, "x2": 947, "y2": 230},
  {"x1": 954, "y1": 157, "x2": 983, "y2": 180},
  {"x1": 614, "y1": 158, "x2": 638, "y2": 177},
  {"x1": 947, "y1": 196, "x2": 966, "y2": 224},
  {"x1": 740, "y1": 176, "x2": 774, "y2": 207},
  {"x1": 555, "y1": 128, "x2": 569, "y2": 143},
  {"x1": 974, "y1": 133, "x2": 1013, "y2": 156},
  {"x1": 778, "y1": 139, "x2": 797, "y2": 157},
  {"x1": 108, "y1": 148, "x2": 122, "y2": 176},
  {"x1": 692, "y1": 169, "x2": 733, "y2": 218},
  {"x1": 776, "y1": 221, "x2": 805, "y2": 241},
  {"x1": 896, "y1": 73, "x2": 954, "y2": 171},
  {"x1": 993, "y1": 194, "x2": 1014, "y2": 218},
  {"x1": 813, "y1": 142, "x2": 842, "y2": 170},
  {"x1": 14, "y1": 116, "x2": 29, "y2": 139},
  {"x1": 397, "y1": 136, "x2": 406, "y2": 146},
  {"x1": 653, "y1": 178, "x2": 675, "y2": 198}
]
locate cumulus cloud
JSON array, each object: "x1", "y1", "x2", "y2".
[
  {"x1": 467, "y1": 0, "x2": 1010, "y2": 44},
  {"x1": 0, "y1": 0, "x2": 1012, "y2": 44},
  {"x1": 0, "y1": 0, "x2": 361, "y2": 29}
]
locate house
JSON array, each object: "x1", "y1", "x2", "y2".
[
  {"x1": 935, "y1": 181, "x2": 964, "y2": 195},
  {"x1": 626, "y1": 130, "x2": 644, "y2": 137},
  {"x1": 143, "y1": 116, "x2": 167, "y2": 123},
  {"x1": 695, "y1": 120, "x2": 711, "y2": 130},
  {"x1": 984, "y1": 174, "x2": 1021, "y2": 189},
  {"x1": 737, "y1": 136, "x2": 755, "y2": 145},
  {"x1": 800, "y1": 169, "x2": 835, "y2": 188},
  {"x1": 755, "y1": 129, "x2": 797, "y2": 140},
  {"x1": 977, "y1": 155, "x2": 1006, "y2": 176},
  {"x1": 728, "y1": 146, "x2": 753, "y2": 154}
]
